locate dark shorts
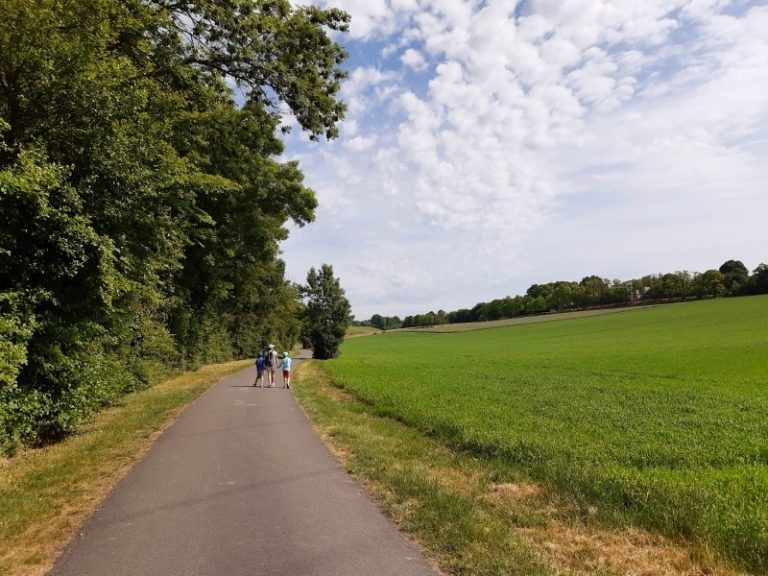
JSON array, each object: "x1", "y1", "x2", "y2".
[{"x1": 282, "y1": 370, "x2": 290, "y2": 379}]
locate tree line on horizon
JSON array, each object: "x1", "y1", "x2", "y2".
[
  {"x1": 0, "y1": 0, "x2": 351, "y2": 453},
  {"x1": 363, "y1": 259, "x2": 768, "y2": 330}
]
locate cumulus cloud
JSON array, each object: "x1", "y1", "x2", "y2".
[
  {"x1": 283, "y1": 1, "x2": 768, "y2": 317},
  {"x1": 401, "y1": 48, "x2": 428, "y2": 71},
  {"x1": 343, "y1": 135, "x2": 376, "y2": 151}
]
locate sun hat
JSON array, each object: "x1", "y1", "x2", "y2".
[{"x1": 268, "y1": 343, "x2": 274, "y2": 348}]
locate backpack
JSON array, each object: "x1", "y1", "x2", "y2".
[{"x1": 265, "y1": 350, "x2": 275, "y2": 366}]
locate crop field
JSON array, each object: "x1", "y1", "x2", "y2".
[
  {"x1": 325, "y1": 296, "x2": 768, "y2": 572},
  {"x1": 396, "y1": 306, "x2": 642, "y2": 332},
  {"x1": 346, "y1": 325, "x2": 383, "y2": 337}
]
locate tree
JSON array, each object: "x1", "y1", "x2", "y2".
[
  {"x1": 692, "y1": 270, "x2": 725, "y2": 298},
  {"x1": 579, "y1": 275, "x2": 610, "y2": 306},
  {"x1": 719, "y1": 260, "x2": 749, "y2": 294},
  {"x1": 300, "y1": 265, "x2": 351, "y2": 359},
  {"x1": 0, "y1": 0, "x2": 350, "y2": 449},
  {"x1": 660, "y1": 271, "x2": 692, "y2": 298},
  {"x1": 747, "y1": 264, "x2": 768, "y2": 295}
]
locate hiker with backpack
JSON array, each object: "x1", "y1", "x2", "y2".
[{"x1": 265, "y1": 344, "x2": 278, "y2": 387}]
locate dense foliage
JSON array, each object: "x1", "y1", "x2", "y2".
[
  {"x1": 366, "y1": 259, "x2": 768, "y2": 328},
  {"x1": 300, "y1": 264, "x2": 351, "y2": 359},
  {"x1": 0, "y1": 0, "x2": 349, "y2": 451},
  {"x1": 366, "y1": 314, "x2": 403, "y2": 330},
  {"x1": 329, "y1": 296, "x2": 768, "y2": 573}
]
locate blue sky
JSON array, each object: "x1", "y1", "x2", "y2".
[{"x1": 281, "y1": 0, "x2": 768, "y2": 319}]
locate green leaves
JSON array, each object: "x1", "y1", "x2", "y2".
[
  {"x1": 154, "y1": 0, "x2": 349, "y2": 140},
  {"x1": 0, "y1": 147, "x2": 116, "y2": 309},
  {"x1": 301, "y1": 264, "x2": 352, "y2": 359},
  {"x1": 0, "y1": 0, "x2": 349, "y2": 449}
]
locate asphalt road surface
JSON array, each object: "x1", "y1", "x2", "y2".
[{"x1": 48, "y1": 353, "x2": 441, "y2": 576}]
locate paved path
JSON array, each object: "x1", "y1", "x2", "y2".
[{"x1": 49, "y1": 353, "x2": 440, "y2": 576}]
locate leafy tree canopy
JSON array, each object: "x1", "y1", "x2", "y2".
[
  {"x1": 0, "y1": 0, "x2": 349, "y2": 451},
  {"x1": 300, "y1": 264, "x2": 351, "y2": 360},
  {"x1": 719, "y1": 259, "x2": 749, "y2": 293}
]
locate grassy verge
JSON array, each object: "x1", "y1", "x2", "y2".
[
  {"x1": 0, "y1": 359, "x2": 251, "y2": 576},
  {"x1": 293, "y1": 360, "x2": 744, "y2": 576}
]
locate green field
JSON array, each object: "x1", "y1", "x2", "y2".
[{"x1": 325, "y1": 296, "x2": 768, "y2": 572}]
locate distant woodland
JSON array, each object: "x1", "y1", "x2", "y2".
[{"x1": 363, "y1": 260, "x2": 768, "y2": 329}]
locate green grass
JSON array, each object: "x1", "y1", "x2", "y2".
[
  {"x1": 323, "y1": 296, "x2": 768, "y2": 573},
  {"x1": 294, "y1": 361, "x2": 554, "y2": 576},
  {"x1": 0, "y1": 359, "x2": 251, "y2": 576}
]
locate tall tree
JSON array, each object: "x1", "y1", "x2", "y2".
[
  {"x1": 300, "y1": 265, "x2": 351, "y2": 359},
  {"x1": 692, "y1": 270, "x2": 725, "y2": 297},
  {"x1": 719, "y1": 260, "x2": 749, "y2": 294},
  {"x1": 748, "y1": 264, "x2": 768, "y2": 294},
  {"x1": 0, "y1": 0, "x2": 349, "y2": 449}
]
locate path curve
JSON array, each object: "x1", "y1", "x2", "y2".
[{"x1": 48, "y1": 352, "x2": 441, "y2": 576}]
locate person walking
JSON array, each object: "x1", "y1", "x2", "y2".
[
  {"x1": 265, "y1": 344, "x2": 278, "y2": 387},
  {"x1": 254, "y1": 352, "x2": 266, "y2": 387},
  {"x1": 280, "y1": 351, "x2": 292, "y2": 389}
]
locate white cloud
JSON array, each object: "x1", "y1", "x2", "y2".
[
  {"x1": 341, "y1": 66, "x2": 398, "y2": 116},
  {"x1": 401, "y1": 48, "x2": 428, "y2": 71},
  {"x1": 343, "y1": 135, "x2": 376, "y2": 151},
  {"x1": 283, "y1": 1, "x2": 768, "y2": 318}
]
